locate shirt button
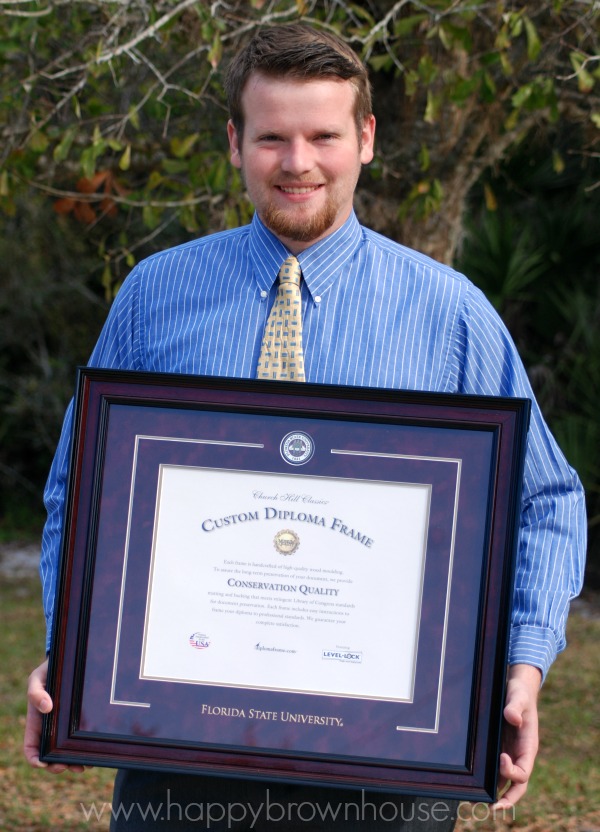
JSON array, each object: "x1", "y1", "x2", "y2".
[
  {"x1": 260, "y1": 290, "x2": 268, "y2": 299},
  {"x1": 315, "y1": 296, "x2": 322, "y2": 304}
]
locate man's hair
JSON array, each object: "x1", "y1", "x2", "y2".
[{"x1": 225, "y1": 23, "x2": 372, "y2": 141}]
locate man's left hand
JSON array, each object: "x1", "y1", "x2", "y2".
[{"x1": 494, "y1": 663, "x2": 542, "y2": 809}]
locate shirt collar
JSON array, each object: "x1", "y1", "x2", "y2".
[{"x1": 248, "y1": 212, "x2": 364, "y2": 300}]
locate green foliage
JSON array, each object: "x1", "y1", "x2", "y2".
[
  {"x1": 546, "y1": 282, "x2": 600, "y2": 503},
  {"x1": 457, "y1": 212, "x2": 547, "y2": 319},
  {"x1": 0, "y1": 0, "x2": 598, "y2": 568},
  {"x1": 398, "y1": 177, "x2": 444, "y2": 220},
  {"x1": 0, "y1": 1, "x2": 598, "y2": 269},
  {"x1": 456, "y1": 133, "x2": 600, "y2": 582},
  {"x1": 1, "y1": 0, "x2": 246, "y2": 292},
  {"x1": 0, "y1": 199, "x2": 109, "y2": 525}
]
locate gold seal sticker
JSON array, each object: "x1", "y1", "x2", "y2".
[{"x1": 274, "y1": 529, "x2": 300, "y2": 556}]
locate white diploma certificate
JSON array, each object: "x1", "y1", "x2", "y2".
[{"x1": 140, "y1": 465, "x2": 431, "y2": 701}]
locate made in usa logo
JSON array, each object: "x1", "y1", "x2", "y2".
[{"x1": 189, "y1": 632, "x2": 211, "y2": 650}]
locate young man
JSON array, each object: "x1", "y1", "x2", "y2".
[{"x1": 25, "y1": 23, "x2": 585, "y2": 831}]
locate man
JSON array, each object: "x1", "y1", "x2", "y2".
[{"x1": 25, "y1": 23, "x2": 585, "y2": 831}]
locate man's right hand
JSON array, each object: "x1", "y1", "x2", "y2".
[{"x1": 24, "y1": 659, "x2": 85, "y2": 773}]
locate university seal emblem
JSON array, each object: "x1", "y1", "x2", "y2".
[{"x1": 280, "y1": 431, "x2": 314, "y2": 465}]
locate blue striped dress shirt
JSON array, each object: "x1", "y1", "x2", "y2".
[{"x1": 41, "y1": 211, "x2": 586, "y2": 677}]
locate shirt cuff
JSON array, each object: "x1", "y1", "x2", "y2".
[{"x1": 508, "y1": 624, "x2": 558, "y2": 683}]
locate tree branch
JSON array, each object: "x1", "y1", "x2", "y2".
[{"x1": 23, "y1": 178, "x2": 225, "y2": 210}]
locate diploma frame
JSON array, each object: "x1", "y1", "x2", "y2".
[{"x1": 41, "y1": 368, "x2": 530, "y2": 802}]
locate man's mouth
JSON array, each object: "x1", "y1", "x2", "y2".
[{"x1": 277, "y1": 184, "x2": 322, "y2": 195}]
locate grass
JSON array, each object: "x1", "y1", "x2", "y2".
[
  {"x1": 1, "y1": 576, "x2": 598, "y2": 830},
  {"x1": 0, "y1": 578, "x2": 115, "y2": 830},
  {"x1": 456, "y1": 595, "x2": 600, "y2": 832}
]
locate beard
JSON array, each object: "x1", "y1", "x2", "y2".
[
  {"x1": 239, "y1": 163, "x2": 350, "y2": 245},
  {"x1": 261, "y1": 199, "x2": 339, "y2": 243}
]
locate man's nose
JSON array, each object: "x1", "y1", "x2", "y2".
[{"x1": 281, "y1": 139, "x2": 314, "y2": 175}]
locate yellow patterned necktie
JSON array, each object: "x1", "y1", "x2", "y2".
[{"x1": 256, "y1": 256, "x2": 305, "y2": 381}]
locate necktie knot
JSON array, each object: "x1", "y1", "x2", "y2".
[{"x1": 279, "y1": 255, "x2": 301, "y2": 288}]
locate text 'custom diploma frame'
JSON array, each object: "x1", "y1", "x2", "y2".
[{"x1": 41, "y1": 369, "x2": 530, "y2": 802}]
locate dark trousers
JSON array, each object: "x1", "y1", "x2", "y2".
[{"x1": 110, "y1": 770, "x2": 458, "y2": 831}]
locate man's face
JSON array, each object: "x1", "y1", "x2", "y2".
[{"x1": 227, "y1": 73, "x2": 375, "y2": 253}]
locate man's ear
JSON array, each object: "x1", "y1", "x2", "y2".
[
  {"x1": 227, "y1": 120, "x2": 242, "y2": 169},
  {"x1": 359, "y1": 114, "x2": 376, "y2": 165}
]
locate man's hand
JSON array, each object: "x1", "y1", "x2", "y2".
[
  {"x1": 24, "y1": 659, "x2": 85, "y2": 773},
  {"x1": 494, "y1": 663, "x2": 542, "y2": 809}
]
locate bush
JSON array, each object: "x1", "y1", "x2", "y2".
[{"x1": 456, "y1": 131, "x2": 600, "y2": 585}]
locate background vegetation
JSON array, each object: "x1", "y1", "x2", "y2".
[{"x1": 1, "y1": 0, "x2": 599, "y2": 587}]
